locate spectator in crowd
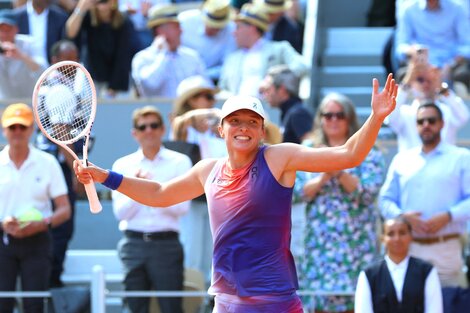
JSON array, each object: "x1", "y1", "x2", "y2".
[
  {"x1": 35, "y1": 39, "x2": 82, "y2": 288},
  {"x1": 112, "y1": 106, "x2": 191, "y2": 313},
  {"x1": 66, "y1": 0, "x2": 137, "y2": 98},
  {"x1": 0, "y1": 103, "x2": 71, "y2": 313},
  {"x1": 13, "y1": 0, "x2": 68, "y2": 63},
  {"x1": 72, "y1": 75, "x2": 398, "y2": 312},
  {"x1": 170, "y1": 75, "x2": 225, "y2": 283},
  {"x1": 179, "y1": 0, "x2": 237, "y2": 83},
  {"x1": 380, "y1": 102, "x2": 470, "y2": 287},
  {"x1": 132, "y1": 3, "x2": 206, "y2": 98},
  {"x1": 395, "y1": 0, "x2": 470, "y2": 94},
  {"x1": 119, "y1": 0, "x2": 160, "y2": 51},
  {"x1": 298, "y1": 93, "x2": 385, "y2": 313},
  {"x1": 355, "y1": 216, "x2": 443, "y2": 313},
  {"x1": 255, "y1": 0, "x2": 303, "y2": 53},
  {"x1": 218, "y1": 3, "x2": 309, "y2": 97},
  {"x1": 260, "y1": 64, "x2": 312, "y2": 143},
  {"x1": 385, "y1": 60, "x2": 469, "y2": 152},
  {"x1": 171, "y1": 75, "x2": 226, "y2": 159},
  {"x1": 0, "y1": 9, "x2": 47, "y2": 99}
]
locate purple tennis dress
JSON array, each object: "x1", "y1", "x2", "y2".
[{"x1": 204, "y1": 146, "x2": 303, "y2": 312}]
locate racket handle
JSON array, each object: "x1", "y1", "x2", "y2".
[{"x1": 84, "y1": 181, "x2": 102, "y2": 214}]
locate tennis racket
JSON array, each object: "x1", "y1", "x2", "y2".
[{"x1": 32, "y1": 61, "x2": 102, "y2": 214}]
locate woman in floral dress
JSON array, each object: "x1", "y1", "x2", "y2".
[{"x1": 298, "y1": 93, "x2": 386, "y2": 313}]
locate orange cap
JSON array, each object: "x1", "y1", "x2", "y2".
[{"x1": 1, "y1": 103, "x2": 34, "y2": 128}]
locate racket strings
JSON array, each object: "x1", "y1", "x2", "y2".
[{"x1": 36, "y1": 64, "x2": 93, "y2": 142}]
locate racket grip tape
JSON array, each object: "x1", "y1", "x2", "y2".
[{"x1": 84, "y1": 182, "x2": 102, "y2": 214}]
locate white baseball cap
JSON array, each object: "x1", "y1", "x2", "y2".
[{"x1": 220, "y1": 95, "x2": 266, "y2": 124}]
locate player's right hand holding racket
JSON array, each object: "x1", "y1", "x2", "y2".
[{"x1": 32, "y1": 61, "x2": 102, "y2": 214}]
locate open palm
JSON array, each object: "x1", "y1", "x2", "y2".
[{"x1": 371, "y1": 73, "x2": 398, "y2": 120}]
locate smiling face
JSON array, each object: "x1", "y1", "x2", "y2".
[
  {"x1": 320, "y1": 100, "x2": 349, "y2": 144},
  {"x1": 218, "y1": 109, "x2": 265, "y2": 153}
]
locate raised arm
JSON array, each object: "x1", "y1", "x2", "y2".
[
  {"x1": 74, "y1": 158, "x2": 216, "y2": 207},
  {"x1": 276, "y1": 74, "x2": 397, "y2": 175}
]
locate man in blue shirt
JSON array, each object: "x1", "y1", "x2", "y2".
[
  {"x1": 395, "y1": 0, "x2": 470, "y2": 92},
  {"x1": 379, "y1": 102, "x2": 470, "y2": 287}
]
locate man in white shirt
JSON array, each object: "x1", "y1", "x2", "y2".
[
  {"x1": 385, "y1": 62, "x2": 469, "y2": 152},
  {"x1": 111, "y1": 106, "x2": 191, "y2": 313},
  {"x1": 0, "y1": 9, "x2": 47, "y2": 99},
  {"x1": 132, "y1": 3, "x2": 206, "y2": 98},
  {"x1": 355, "y1": 217, "x2": 443, "y2": 313},
  {"x1": 0, "y1": 103, "x2": 71, "y2": 313},
  {"x1": 179, "y1": 0, "x2": 237, "y2": 83},
  {"x1": 218, "y1": 3, "x2": 309, "y2": 97}
]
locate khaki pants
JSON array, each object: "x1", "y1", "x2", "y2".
[{"x1": 410, "y1": 238, "x2": 466, "y2": 287}]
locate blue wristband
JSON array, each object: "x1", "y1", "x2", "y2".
[{"x1": 102, "y1": 170, "x2": 123, "y2": 190}]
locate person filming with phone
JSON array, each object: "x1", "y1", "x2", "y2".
[
  {"x1": 385, "y1": 50, "x2": 470, "y2": 152},
  {"x1": 0, "y1": 9, "x2": 47, "y2": 99},
  {"x1": 395, "y1": 0, "x2": 470, "y2": 96}
]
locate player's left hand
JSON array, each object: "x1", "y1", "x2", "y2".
[{"x1": 371, "y1": 73, "x2": 398, "y2": 120}]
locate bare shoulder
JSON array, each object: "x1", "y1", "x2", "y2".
[{"x1": 194, "y1": 158, "x2": 220, "y2": 182}]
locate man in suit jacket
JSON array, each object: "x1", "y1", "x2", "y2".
[
  {"x1": 218, "y1": 3, "x2": 309, "y2": 97},
  {"x1": 13, "y1": 0, "x2": 68, "y2": 63}
]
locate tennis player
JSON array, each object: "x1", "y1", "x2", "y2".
[{"x1": 75, "y1": 74, "x2": 398, "y2": 312}]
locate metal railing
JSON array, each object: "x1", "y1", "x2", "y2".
[{"x1": 0, "y1": 265, "x2": 355, "y2": 313}]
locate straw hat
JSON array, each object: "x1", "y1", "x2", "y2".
[
  {"x1": 254, "y1": 0, "x2": 293, "y2": 14},
  {"x1": 147, "y1": 4, "x2": 179, "y2": 29},
  {"x1": 235, "y1": 3, "x2": 269, "y2": 32},
  {"x1": 202, "y1": 0, "x2": 235, "y2": 29},
  {"x1": 174, "y1": 76, "x2": 218, "y2": 115}
]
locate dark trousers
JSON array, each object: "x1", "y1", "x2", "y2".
[
  {"x1": 0, "y1": 231, "x2": 52, "y2": 313},
  {"x1": 117, "y1": 232, "x2": 184, "y2": 313},
  {"x1": 50, "y1": 214, "x2": 74, "y2": 288}
]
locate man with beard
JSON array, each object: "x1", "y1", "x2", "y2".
[{"x1": 379, "y1": 103, "x2": 470, "y2": 287}]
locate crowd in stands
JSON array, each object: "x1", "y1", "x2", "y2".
[{"x1": 1, "y1": 0, "x2": 470, "y2": 312}]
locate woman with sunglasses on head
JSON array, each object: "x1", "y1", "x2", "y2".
[{"x1": 297, "y1": 93, "x2": 386, "y2": 313}]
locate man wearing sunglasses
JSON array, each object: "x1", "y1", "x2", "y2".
[
  {"x1": 110, "y1": 105, "x2": 192, "y2": 313},
  {"x1": 0, "y1": 103, "x2": 71, "y2": 313},
  {"x1": 379, "y1": 103, "x2": 470, "y2": 288},
  {"x1": 385, "y1": 62, "x2": 469, "y2": 152}
]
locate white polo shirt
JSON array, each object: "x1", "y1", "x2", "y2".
[{"x1": 0, "y1": 145, "x2": 68, "y2": 220}]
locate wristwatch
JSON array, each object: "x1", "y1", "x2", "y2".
[{"x1": 438, "y1": 82, "x2": 450, "y2": 96}]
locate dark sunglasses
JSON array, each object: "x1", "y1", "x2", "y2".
[
  {"x1": 416, "y1": 117, "x2": 438, "y2": 126},
  {"x1": 321, "y1": 112, "x2": 346, "y2": 120},
  {"x1": 8, "y1": 124, "x2": 28, "y2": 131},
  {"x1": 135, "y1": 122, "x2": 162, "y2": 131},
  {"x1": 416, "y1": 76, "x2": 431, "y2": 84},
  {"x1": 194, "y1": 93, "x2": 215, "y2": 101}
]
